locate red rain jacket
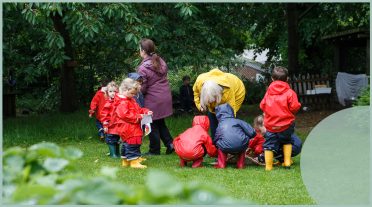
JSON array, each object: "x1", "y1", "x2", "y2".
[
  {"x1": 248, "y1": 129, "x2": 265, "y2": 156},
  {"x1": 89, "y1": 89, "x2": 107, "y2": 122},
  {"x1": 110, "y1": 95, "x2": 149, "y2": 144},
  {"x1": 260, "y1": 80, "x2": 301, "y2": 132},
  {"x1": 173, "y1": 116, "x2": 217, "y2": 160}
]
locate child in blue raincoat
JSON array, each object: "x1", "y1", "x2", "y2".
[{"x1": 214, "y1": 103, "x2": 256, "y2": 169}]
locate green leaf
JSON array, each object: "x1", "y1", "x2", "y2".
[
  {"x1": 28, "y1": 142, "x2": 61, "y2": 157},
  {"x1": 42, "y1": 158, "x2": 69, "y2": 173},
  {"x1": 11, "y1": 184, "x2": 57, "y2": 204},
  {"x1": 62, "y1": 146, "x2": 83, "y2": 160},
  {"x1": 146, "y1": 170, "x2": 183, "y2": 198},
  {"x1": 125, "y1": 33, "x2": 134, "y2": 42},
  {"x1": 100, "y1": 166, "x2": 118, "y2": 179}
]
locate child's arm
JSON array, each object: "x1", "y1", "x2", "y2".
[
  {"x1": 259, "y1": 94, "x2": 267, "y2": 112},
  {"x1": 116, "y1": 103, "x2": 142, "y2": 124},
  {"x1": 203, "y1": 134, "x2": 217, "y2": 157},
  {"x1": 288, "y1": 91, "x2": 301, "y2": 114},
  {"x1": 100, "y1": 101, "x2": 112, "y2": 132},
  {"x1": 239, "y1": 120, "x2": 257, "y2": 139},
  {"x1": 89, "y1": 92, "x2": 101, "y2": 117}
]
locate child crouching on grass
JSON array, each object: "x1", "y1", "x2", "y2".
[
  {"x1": 100, "y1": 81, "x2": 120, "y2": 158},
  {"x1": 112, "y1": 78, "x2": 152, "y2": 169},
  {"x1": 214, "y1": 103, "x2": 256, "y2": 169},
  {"x1": 173, "y1": 115, "x2": 217, "y2": 168}
]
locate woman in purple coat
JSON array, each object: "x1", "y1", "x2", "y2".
[{"x1": 137, "y1": 38, "x2": 174, "y2": 155}]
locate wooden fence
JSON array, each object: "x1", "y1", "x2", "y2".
[{"x1": 288, "y1": 74, "x2": 334, "y2": 110}]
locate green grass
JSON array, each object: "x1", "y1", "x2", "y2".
[{"x1": 3, "y1": 107, "x2": 315, "y2": 205}]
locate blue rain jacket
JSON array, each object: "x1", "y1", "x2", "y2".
[
  {"x1": 128, "y1": 72, "x2": 145, "y2": 107},
  {"x1": 215, "y1": 103, "x2": 256, "y2": 153}
]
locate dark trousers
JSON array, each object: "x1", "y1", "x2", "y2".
[
  {"x1": 207, "y1": 111, "x2": 218, "y2": 143},
  {"x1": 263, "y1": 123, "x2": 295, "y2": 153},
  {"x1": 95, "y1": 119, "x2": 104, "y2": 137},
  {"x1": 148, "y1": 118, "x2": 173, "y2": 154},
  {"x1": 122, "y1": 142, "x2": 141, "y2": 160},
  {"x1": 105, "y1": 134, "x2": 120, "y2": 144}
]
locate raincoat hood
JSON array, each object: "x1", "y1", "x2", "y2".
[
  {"x1": 141, "y1": 57, "x2": 167, "y2": 75},
  {"x1": 192, "y1": 115, "x2": 210, "y2": 131},
  {"x1": 267, "y1": 81, "x2": 290, "y2": 95},
  {"x1": 215, "y1": 103, "x2": 235, "y2": 121},
  {"x1": 128, "y1": 72, "x2": 142, "y2": 81}
]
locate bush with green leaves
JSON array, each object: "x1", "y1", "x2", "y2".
[
  {"x1": 354, "y1": 85, "x2": 370, "y2": 106},
  {"x1": 3, "y1": 142, "x2": 246, "y2": 205}
]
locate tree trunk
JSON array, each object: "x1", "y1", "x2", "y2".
[
  {"x1": 287, "y1": 3, "x2": 299, "y2": 74},
  {"x1": 51, "y1": 14, "x2": 77, "y2": 112}
]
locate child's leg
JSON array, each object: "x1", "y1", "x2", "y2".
[
  {"x1": 180, "y1": 158, "x2": 187, "y2": 167},
  {"x1": 105, "y1": 134, "x2": 119, "y2": 158},
  {"x1": 236, "y1": 152, "x2": 245, "y2": 169},
  {"x1": 263, "y1": 131, "x2": 279, "y2": 171},
  {"x1": 95, "y1": 119, "x2": 104, "y2": 141},
  {"x1": 120, "y1": 142, "x2": 130, "y2": 167},
  {"x1": 215, "y1": 149, "x2": 227, "y2": 169},
  {"x1": 278, "y1": 125, "x2": 294, "y2": 168},
  {"x1": 126, "y1": 137, "x2": 146, "y2": 168},
  {"x1": 192, "y1": 157, "x2": 203, "y2": 168}
]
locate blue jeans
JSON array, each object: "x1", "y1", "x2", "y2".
[
  {"x1": 207, "y1": 111, "x2": 218, "y2": 143},
  {"x1": 122, "y1": 142, "x2": 141, "y2": 160},
  {"x1": 95, "y1": 119, "x2": 104, "y2": 137},
  {"x1": 263, "y1": 123, "x2": 295, "y2": 153},
  {"x1": 105, "y1": 134, "x2": 120, "y2": 144}
]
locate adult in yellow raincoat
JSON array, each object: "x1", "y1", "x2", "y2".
[{"x1": 193, "y1": 68, "x2": 245, "y2": 142}]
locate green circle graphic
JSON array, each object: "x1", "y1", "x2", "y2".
[{"x1": 301, "y1": 106, "x2": 370, "y2": 205}]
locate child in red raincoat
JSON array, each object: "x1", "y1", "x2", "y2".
[
  {"x1": 100, "y1": 81, "x2": 120, "y2": 158},
  {"x1": 89, "y1": 79, "x2": 111, "y2": 141},
  {"x1": 110, "y1": 78, "x2": 152, "y2": 169},
  {"x1": 173, "y1": 115, "x2": 217, "y2": 168},
  {"x1": 247, "y1": 115, "x2": 266, "y2": 158}
]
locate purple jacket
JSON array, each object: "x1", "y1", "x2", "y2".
[{"x1": 137, "y1": 57, "x2": 173, "y2": 120}]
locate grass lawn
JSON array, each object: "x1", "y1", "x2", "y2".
[{"x1": 3, "y1": 105, "x2": 315, "y2": 205}]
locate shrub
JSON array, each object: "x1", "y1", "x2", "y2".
[
  {"x1": 3, "y1": 142, "x2": 247, "y2": 205},
  {"x1": 354, "y1": 85, "x2": 370, "y2": 106}
]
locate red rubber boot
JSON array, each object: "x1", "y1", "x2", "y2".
[
  {"x1": 236, "y1": 152, "x2": 245, "y2": 169},
  {"x1": 215, "y1": 150, "x2": 227, "y2": 169},
  {"x1": 192, "y1": 157, "x2": 203, "y2": 168},
  {"x1": 180, "y1": 159, "x2": 187, "y2": 167}
]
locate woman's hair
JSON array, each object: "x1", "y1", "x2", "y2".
[
  {"x1": 253, "y1": 115, "x2": 264, "y2": 128},
  {"x1": 200, "y1": 80, "x2": 223, "y2": 110},
  {"x1": 119, "y1": 78, "x2": 138, "y2": 94},
  {"x1": 140, "y1": 38, "x2": 161, "y2": 71}
]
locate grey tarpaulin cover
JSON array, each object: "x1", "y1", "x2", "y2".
[{"x1": 335, "y1": 72, "x2": 369, "y2": 106}]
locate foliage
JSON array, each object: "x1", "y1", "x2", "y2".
[
  {"x1": 354, "y1": 85, "x2": 370, "y2": 106},
  {"x1": 3, "y1": 2, "x2": 369, "y2": 112},
  {"x1": 3, "y1": 142, "x2": 242, "y2": 205},
  {"x1": 243, "y1": 79, "x2": 267, "y2": 104}
]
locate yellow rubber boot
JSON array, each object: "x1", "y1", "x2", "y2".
[
  {"x1": 138, "y1": 157, "x2": 147, "y2": 162},
  {"x1": 265, "y1": 150, "x2": 274, "y2": 171},
  {"x1": 283, "y1": 144, "x2": 292, "y2": 168},
  {"x1": 121, "y1": 159, "x2": 130, "y2": 167},
  {"x1": 130, "y1": 158, "x2": 147, "y2": 169}
]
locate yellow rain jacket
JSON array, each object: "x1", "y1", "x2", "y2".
[{"x1": 193, "y1": 68, "x2": 245, "y2": 116}]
